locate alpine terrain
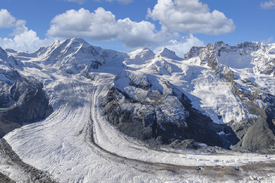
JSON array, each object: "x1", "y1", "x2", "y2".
[{"x1": 1, "y1": 38, "x2": 275, "y2": 182}]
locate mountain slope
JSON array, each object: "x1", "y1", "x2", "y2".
[
  {"x1": 0, "y1": 47, "x2": 52, "y2": 136},
  {"x1": 184, "y1": 41, "x2": 275, "y2": 151}
]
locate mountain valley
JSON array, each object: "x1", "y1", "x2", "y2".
[{"x1": 1, "y1": 38, "x2": 275, "y2": 182}]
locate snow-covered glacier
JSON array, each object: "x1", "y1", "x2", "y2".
[{"x1": 1, "y1": 38, "x2": 275, "y2": 182}]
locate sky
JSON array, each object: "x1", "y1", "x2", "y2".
[{"x1": 0, "y1": 0, "x2": 275, "y2": 57}]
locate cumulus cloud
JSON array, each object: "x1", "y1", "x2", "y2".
[
  {"x1": 147, "y1": 0, "x2": 235, "y2": 35},
  {"x1": 65, "y1": 0, "x2": 132, "y2": 4},
  {"x1": 0, "y1": 9, "x2": 16, "y2": 28},
  {"x1": 260, "y1": 0, "x2": 275, "y2": 9},
  {"x1": 0, "y1": 9, "x2": 54, "y2": 52},
  {"x1": 47, "y1": 8, "x2": 177, "y2": 49},
  {"x1": 154, "y1": 34, "x2": 204, "y2": 58},
  {"x1": 0, "y1": 31, "x2": 54, "y2": 52}
]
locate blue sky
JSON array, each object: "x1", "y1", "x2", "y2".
[{"x1": 0, "y1": 0, "x2": 275, "y2": 57}]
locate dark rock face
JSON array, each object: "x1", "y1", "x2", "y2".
[
  {"x1": 0, "y1": 77, "x2": 53, "y2": 126},
  {"x1": 229, "y1": 117, "x2": 275, "y2": 152},
  {"x1": 0, "y1": 70, "x2": 52, "y2": 137},
  {"x1": 104, "y1": 70, "x2": 238, "y2": 149},
  {"x1": 229, "y1": 99, "x2": 275, "y2": 152},
  {"x1": 0, "y1": 118, "x2": 21, "y2": 138}
]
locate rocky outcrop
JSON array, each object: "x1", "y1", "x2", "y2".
[
  {"x1": 104, "y1": 70, "x2": 238, "y2": 149},
  {"x1": 0, "y1": 77, "x2": 53, "y2": 125},
  {"x1": 229, "y1": 117, "x2": 275, "y2": 152},
  {"x1": 184, "y1": 42, "x2": 275, "y2": 152}
]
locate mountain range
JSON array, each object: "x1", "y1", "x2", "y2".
[{"x1": 1, "y1": 38, "x2": 275, "y2": 182}]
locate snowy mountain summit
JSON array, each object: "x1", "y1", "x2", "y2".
[
  {"x1": 35, "y1": 38, "x2": 110, "y2": 73},
  {"x1": 129, "y1": 47, "x2": 155, "y2": 61},
  {"x1": 156, "y1": 47, "x2": 182, "y2": 60}
]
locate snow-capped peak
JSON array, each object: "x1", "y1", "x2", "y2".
[
  {"x1": 50, "y1": 38, "x2": 89, "y2": 48},
  {"x1": 69, "y1": 38, "x2": 90, "y2": 45},
  {"x1": 129, "y1": 47, "x2": 155, "y2": 60},
  {"x1": 60, "y1": 38, "x2": 91, "y2": 50},
  {"x1": 33, "y1": 38, "x2": 99, "y2": 61},
  {"x1": 155, "y1": 47, "x2": 182, "y2": 60}
]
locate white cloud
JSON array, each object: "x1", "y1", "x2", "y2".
[
  {"x1": 65, "y1": 0, "x2": 132, "y2": 4},
  {"x1": 154, "y1": 34, "x2": 204, "y2": 58},
  {"x1": 9, "y1": 20, "x2": 28, "y2": 36},
  {"x1": 147, "y1": 0, "x2": 235, "y2": 35},
  {"x1": 47, "y1": 8, "x2": 177, "y2": 49},
  {"x1": 0, "y1": 31, "x2": 54, "y2": 52},
  {"x1": 0, "y1": 9, "x2": 54, "y2": 52},
  {"x1": 261, "y1": 36, "x2": 274, "y2": 44},
  {"x1": 261, "y1": 0, "x2": 275, "y2": 9},
  {"x1": 47, "y1": 8, "x2": 118, "y2": 40},
  {"x1": 0, "y1": 9, "x2": 16, "y2": 28}
]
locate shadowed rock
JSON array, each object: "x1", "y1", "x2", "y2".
[{"x1": 105, "y1": 70, "x2": 239, "y2": 149}]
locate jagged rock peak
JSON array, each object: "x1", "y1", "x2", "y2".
[
  {"x1": 235, "y1": 41, "x2": 264, "y2": 51},
  {"x1": 209, "y1": 41, "x2": 225, "y2": 47},
  {"x1": 184, "y1": 41, "x2": 267, "y2": 60},
  {"x1": 155, "y1": 47, "x2": 182, "y2": 60}
]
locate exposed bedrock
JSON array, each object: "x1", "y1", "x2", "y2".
[
  {"x1": 0, "y1": 75, "x2": 53, "y2": 137},
  {"x1": 184, "y1": 41, "x2": 275, "y2": 152},
  {"x1": 104, "y1": 70, "x2": 238, "y2": 149}
]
